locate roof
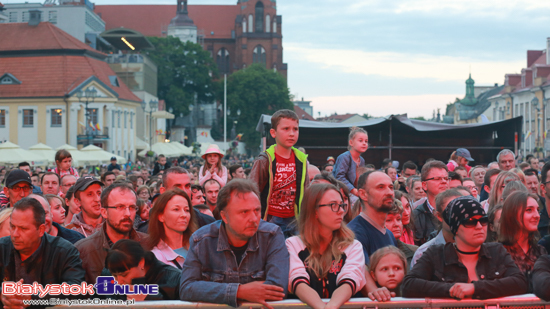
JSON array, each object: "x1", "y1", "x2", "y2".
[
  {"x1": 457, "y1": 85, "x2": 505, "y2": 121},
  {"x1": 294, "y1": 106, "x2": 315, "y2": 121},
  {"x1": 0, "y1": 55, "x2": 141, "y2": 102},
  {"x1": 0, "y1": 22, "x2": 103, "y2": 56},
  {"x1": 317, "y1": 113, "x2": 357, "y2": 122},
  {"x1": 94, "y1": 5, "x2": 240, "y2": 39}
]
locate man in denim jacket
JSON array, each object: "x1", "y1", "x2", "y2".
[{"x1": 180, "y1": 179, "x2": 289, "y2": 308}]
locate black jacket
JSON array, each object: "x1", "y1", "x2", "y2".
[
  {"x1": 0, "y1": 233, "x2": 85, "y2": 306},
  {"x1": 52, "y1": 222, "x2": 85, "y2": 244},
  {"x1": 402, "y1": 242, "x2": 527, "y2": 299},
  {"x1": 153, "y1": 161, "x2": 171, "y2": 176},
  {"x1": 532, "y1": 254, "x2": 550, "y2": 301},
  {"x1": 411, "y1": 200, "x2": 437, "y2": 245}
]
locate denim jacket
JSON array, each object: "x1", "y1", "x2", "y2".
[
  {"x1": 332, "y1": 151, "x2": 365, "y2": 192},
  {"x1": 179, "y1": 220, "x2": 289, "y2": 307}
]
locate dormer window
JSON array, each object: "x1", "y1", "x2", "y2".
[{"x1": 0, "y1": 73, "x2": 21, "y2": 85}]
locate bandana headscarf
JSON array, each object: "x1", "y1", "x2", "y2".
[{"x1": 446, "y1": 195, "x2": 486, "y2": 235}]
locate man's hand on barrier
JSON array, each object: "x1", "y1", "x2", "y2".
[
  {"x1": 2, "y1": 280, "x2": 31, "y2": 309},
  {"x1": 367, "y1": 287, "x2": 395, "y2": 302},
  {"x1": 449, "y1": 283, "x2": 475, "y2": 299},
  {"x1": 237, "y1": 281, "x2": 285, "y2": 309}
]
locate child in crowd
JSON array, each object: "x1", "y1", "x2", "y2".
[
  {"x1": 332, "y1": 127, "x2": 368, "y2": 205},
  {"x1": 53, "y1": 149, "x2": 79, "y2": 179},
  {"x1": 198, "y1": 144, "x2": 228, "y2": 187},
  {"x1": 249, "y1": 109, "x2": 309, "y2": 237},
  {"x1": 369, "y1": 246, "x2": 407, "y2": 297}
]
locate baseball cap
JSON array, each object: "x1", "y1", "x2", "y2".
[
  {"x1": 73, "y1": 176, "x2": 103, "y2": 192},
  {"x1": 457, "y1": 148, "x2": 474, "y2": 161},
  {"x1": 327, "y1": 156, "x2": 335, "y2": 162},
  {"x1": 5, "y1": 170, "x2": 32, "y2": 188}
]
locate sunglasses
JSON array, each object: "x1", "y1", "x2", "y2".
[{"x1": 461, "y1": 216, "x2": 489, "y2": 228}]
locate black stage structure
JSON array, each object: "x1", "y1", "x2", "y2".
[{"x1": 256, "y1": 114, "x2": 523, "y2": 168}]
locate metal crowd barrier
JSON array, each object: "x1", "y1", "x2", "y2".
[{"x1": 54, "y1": 294, "x2": 550, "y2": 309}]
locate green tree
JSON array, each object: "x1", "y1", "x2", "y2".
[
  {"x1": 221, "y1": 64, "x2": 293, "y2": 151},
  {"x1": 144, "y1": 36, "x2": 219, "y2": 115}
]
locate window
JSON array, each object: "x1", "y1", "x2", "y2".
[
  {"x1": 265, "y1": 15, "x2": 270, "y2": 33},
  {"x1": 124, "y1": 112, "x2": 127, "y2": 128},
  {"x1": 48, "y1": 11, "x2": 57, "y2": 24},
  {"x1": 22, "y1": 12, "x2": 28, "y2": 23},
  {"x1": 1, "y1": 76, "x2": 12, "y2": 84},
  {"x1": 130, "y1": 113, "x2": 133, "y2": 129},
  {"x1": 242, "y1": 17, "x2": 247, "y2": 33},
  {"x1": 0, "y1": 110, "x2": 5, "y2": 127},
  {"x1": 51, "y1": 109, "x2": 62, "y2": 127},
  {"x1": 216, "y1": 48, "x2": 230, "y2": 74},
  {"x1": 112, "y1": 110, "x2": 115, "y2": 127},
  {"x1": 248, "y1": 14, "x2": 253, "y2": 32},
  {"x1": 9, "y1": 12, "x2": 17, "y2": 23},
  {"x1": 23, "y1": 109, "x2": 33, "y2": 127},
  {"x1": 273, "y1": 18, "x2": 277, "y2": 33},
  {"x1": 253, "y1": 45, "x2": 266, "y2": 66},
  {"x1": 255, "y1": 2, "x2": 264, "y2": 33},
  {"x1": 90, "y1": 108, "x2": 98, "y2": 125}
]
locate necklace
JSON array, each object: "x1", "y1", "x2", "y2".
[{"x1": 454, "y1": 244, "x2": 480, "y2": 255}]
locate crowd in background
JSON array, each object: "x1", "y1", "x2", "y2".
[{"x1": 2, "y1": 109, "x2": 550, "y2": 308}]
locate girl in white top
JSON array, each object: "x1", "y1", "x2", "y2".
[
  {"x1": 148, "y1": 188, "x2": 197, "y2": 269},
  {"x1": 199, "y1": 144, "x2": 228, "y2": 187},
  {"x1": 286, "y1": 183, "x2": 366, "y2": 309}
]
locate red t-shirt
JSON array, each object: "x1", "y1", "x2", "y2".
[{"x1": 268, "y1": 153, "x2": 297, "y2": 218}]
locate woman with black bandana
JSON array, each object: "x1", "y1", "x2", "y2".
[{"x1": 402, "y1": 195, "x2": 528, "y2": 299}]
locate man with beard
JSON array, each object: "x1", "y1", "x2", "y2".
[
  {"x1": 74, "y1": 182, "x2": 148, "y2": 283},
  {"x1": 412, "y1": 160, "x2": 449, "y2": 245},
  {"x1": 347, "y1": 171, "x2": 396, "y2": 264}
]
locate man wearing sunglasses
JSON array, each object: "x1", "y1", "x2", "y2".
[
  {"x1": 404, "y1": 195, "x2": 527, "y2": 299},
  {"x1": 0, "y1": 169, "x2": 33, "y2": 210}
]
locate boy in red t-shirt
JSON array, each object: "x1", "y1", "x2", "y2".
[{"x1": 249, "y1": 109, "x2": 309, "y2": 237}]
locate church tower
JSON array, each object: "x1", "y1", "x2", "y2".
[{"x1": 167, "y1": 0, "x2": 197, "y2": 43}]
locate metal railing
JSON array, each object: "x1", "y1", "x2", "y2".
[{"x1": 54, "y1": 294, "x2": 550, "y2": 309}]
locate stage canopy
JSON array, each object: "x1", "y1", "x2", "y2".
[{"x1": 256, "y1": 114, "x2": 523, "y2": 167}]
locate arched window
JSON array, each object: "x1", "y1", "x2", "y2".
[
  {"x1": 253, "y1": 45, "x2": 266, "y2": 66},
  {"x1": 242, "y1": 17, "x2": 246, "y2": 33},
  {"x1": 265, "y1": 15, "x2": 270, "y2": 33},
  {"x1": 248, "y1": 14, "x2": 253, "y2": 33},
  {"x1": 216, "y1": 48, "x2": 230, "y2": 74},
  {"x1": 273, "y1": 18, "x2": 277, "y2": 33},
  {"x1": 255, "y1": 2, "x2": 264, "y2": 33}
]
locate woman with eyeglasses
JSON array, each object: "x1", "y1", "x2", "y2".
[
  {"x1": 148, "y1": 188, "x2": 197, "y2": 269},
  {"x1": 403, "y1": 195, "x2": 527, "y2": 299},
  {"x1": 286, "y1": 183, "x2": 366, "y2": 309},
  {"x1": 498, "y1": 191, "x2": 546, "y2": 292}
]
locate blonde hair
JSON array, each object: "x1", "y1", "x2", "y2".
[
  {"x1": 488, "y1": 171, "x2": 520, "y2": 212},
  {"x1": 299, "y1": 183, "x2": 355, "y2": 278},
  {"x1": 348, "y1": 126, "x2": 368, "y2": 151},
  {"x1": 369, "y1": 246, "x2": 407, "y2": 279},
  {"x1": 0, "y1": 208, "x2": 13, "y2": 226}
]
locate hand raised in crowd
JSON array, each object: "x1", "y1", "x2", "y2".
[
  {"x1": 236, "y1": 281, "x2": 285, "y2": 309},
  {"x1": 449, "y1": 283, "x2": 475, "y2": 299},
  {"x1": 1, "y1": 280, "x2": 31, "y2": 309}
]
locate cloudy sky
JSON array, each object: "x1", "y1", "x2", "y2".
[{"x1": 7, "y1": 0, "x2": 549, "y2": 118}]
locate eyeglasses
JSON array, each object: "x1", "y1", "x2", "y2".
[
  {"x1": 105, "y1": 205, "x2": 138, "y2": 212},
  {"x1": 461, "y1": 216, "x2": 489, "y2": 228},
  {"x1": 10, "y1": 186, "x2": 32, "y2": 193},
  {"x1": 424, "y1": 177, "x2": 450, "y2": 182},
  {"x1": 318, "y1": 202, "x2": 348, "y2": 213}
]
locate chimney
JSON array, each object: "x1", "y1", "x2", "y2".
[{"x1": 28, "y1": 9, "x2": 42, "y2": 26}]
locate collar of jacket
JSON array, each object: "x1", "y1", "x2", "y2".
[
  {"x1": 443, "y1": 242, "x2": 492, "y2": 266},
  {"x1": 216, "y1": 222, "x2": 259, "y2": 253},
  {"x1": 99, "y1": 223, "x2": 143, "y2": 250},
  {"x1": 265, "y1": 144, "x2": 308, "y2": 163}
]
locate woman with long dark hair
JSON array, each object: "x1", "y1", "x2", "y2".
[
  {"x1": 499, "y1": 191, "x2": 546, "y2": 291},
  {"x1": 148, "y1": 188, "x2": 197, "y2": 269},
  {"x1": 286, "y1": 183, "x2": 366, "y2": 309}
]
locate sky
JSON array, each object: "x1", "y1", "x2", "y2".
[{"x1": 7, "y1": 0, "x2": 550, "y2": 118}]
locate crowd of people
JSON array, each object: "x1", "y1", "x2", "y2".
[{"x1": 2, "y1": 108, "x2": 550, "y2": 308}]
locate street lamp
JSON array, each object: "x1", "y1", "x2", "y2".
[
  {"x1": 141, "y1": 100, "x2": 158, "y2": 155},
  {"x1": 227, "y1": 108, "x2": 241, "y2": 140},
  {"x1": 77, "y1": 87, "x2": 98, "y2": 146}
]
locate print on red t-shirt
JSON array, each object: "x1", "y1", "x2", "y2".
[{"x1": 268, "y1": 153, "x2": 297, "y2": 218}]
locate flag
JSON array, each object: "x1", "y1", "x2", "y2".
[
  {"x1": 89, "y1": 121, "x2": 95, "y2": 131},
  {"x1": 95, "y1": 123, "x2": 101, "y2": 131},
  {"x1": 236, "y1": 133, "x2": 243, "y2": 141},
  {"x1": 545, "y1": 130, "x2": 548, "y2": 139},
  {"x1": 525, "y1": 131, "x2": 532, "y2": 141}
]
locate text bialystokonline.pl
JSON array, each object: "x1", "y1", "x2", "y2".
[{"x1": 22, "y1": 298, "x2": 136, "y2": 306}]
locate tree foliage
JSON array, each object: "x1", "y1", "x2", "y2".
[
  {"x1": 144, "y1": 36, "x2": 218, "y2": 115},
  {"x1": 221, "y1": 64, "x2": 293, "y2": 151}
]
